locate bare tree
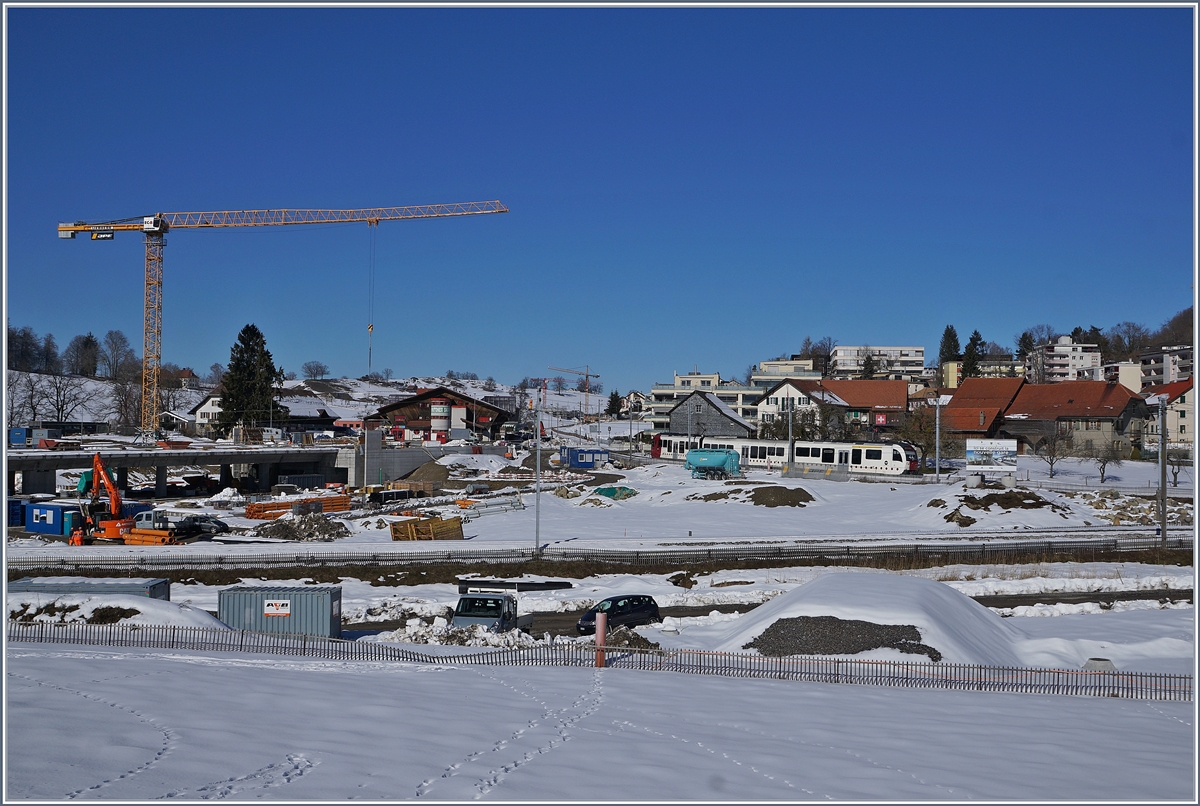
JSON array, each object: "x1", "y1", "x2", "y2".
[
  {"x1": 1033, "y1": 422, "x2": 1074, "y2": 478},
  {"x1": 301, "y1": 361, "x2": 329, "y2": 380},
  {"x1": 551, "y1": 376, "x2": 566, "y2": 392},
  {"x1": 1166, "y1": 449, "x2": 1191, "y2": 488},
  {"x1": 41, "y1": 373, "x2": 92, "y2": 422},
  {"x1": 1107, "y1": 321, "x2": 1152, "y2": 361},
  {"x1": 106, "y1": 375, "x2": 142, "y2": 429},
  {"x1": 207, "y1": 363, "x2": 225, "y2": 387},
  {"x1": 6, "y1": 371, "x2": 40, "y2": 428},
  {"x1": 99, "y1": 330, "x2": 135, "y2": 378},
  {"x1": 1025, "y1": 324, "x2": 1057, "y2": 346},
  {"x1": 1078, "y1": 434, "x2": 1124, "y2": 484},
  {"x1": 896, "y1": 406, "x2": 937, "y2": 468},
  {"x1": 813, "y1": 337, "x2": 838, "y2": 378}
]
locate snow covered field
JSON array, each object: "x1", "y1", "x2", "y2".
[{"x1": 6, "y1": 642, "x2": 1193, "y2": 801}]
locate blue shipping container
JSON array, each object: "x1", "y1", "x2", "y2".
[
  {"x1": 25, "y1": 503, "x2": 69, "y2": 535},
  {"x1": 9, "y1": 427, "x2": 29, "y2": 447},
  {"x1": 218, "y1": 586, "x2": 342, "y2": 638},
  {"x1": 563, "y1": 447, "x2": 610, "y2": 470},
  {"x1": 8, "y1": 499, "x2": 24, "y2": 527}
]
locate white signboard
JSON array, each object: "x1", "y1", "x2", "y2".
[
  {"x1": 263, "y1": 599, "x2": 291, "y2": 617},
  {"x1": 965, "y1": 439, "x2": 1018, "y2": 473}
]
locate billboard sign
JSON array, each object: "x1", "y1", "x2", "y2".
[{"x1": 965, "y1": 439, "x2": 1018, "y2": 473}]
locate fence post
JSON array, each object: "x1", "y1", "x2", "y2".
[{"x1": 594, "y1": 613, "x2": 606, "y2": 668}]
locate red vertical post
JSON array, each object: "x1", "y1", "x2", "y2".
[{"x1": 594, "y1": 612, "x2": 607, "y2": 668}]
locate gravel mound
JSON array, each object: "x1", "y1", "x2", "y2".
[
  {"x1": 742, "y1": 615, "x2": 942, "y2": 662},
  {"x1": 406, "y1": 462, "x2": 451, "y2": 483},
  {"x1": 749, "y1": 486, "x2": 814, "y2": 507},
  {"x1": 252, "y1": 514, "x2": 351, "y2": 542}
]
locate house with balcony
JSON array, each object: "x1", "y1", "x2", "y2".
[
  {"x1": 1140, "y1": 344, "x2": 1192, "y2": 387},
  {"x1": 749, "y1": 357, "x2": 821, "y2": 389},
  {"x1": 830, "y1": 346, "x2": 926, "y2": 380},
  {"x1": 1142, "y1": 379, "x2": 1193, "y2": 450},
  {"x1": 1025, "y1": 336, "x2": 1102, "y2": 383},
  {"x1": 648, "y1": 371, "x2": 762, "y2": 432}
]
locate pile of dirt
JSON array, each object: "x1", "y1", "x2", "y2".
[
  {"x1": 87, "y1": 606, "x2": 141, "y2": 625},
  {"x1": 668, "y1": 571, "x2": 697, "y2": 589},
  {"x1": 742, "y1": 615, "x2": 942, "y2": 662},
  {"x1": 9, "y1": 601, "x2": 81, "y2": 622},
  {"x1": 749, "y1": 486, "x2": 814, "y2": 508},
  {"x1": 686, "y1": 491, "x2": 732, "y2": 502},
  {"x1": 554, "y1": 485, "x2": 584, "y2": 499},
  {"x1": 959, "y1": 491, "x2": 1050, "y2": 511},
  {"x1": 603, "y1": 626, "x2": 661, "y2": 650},
  {"x1": 252, "y1": 514, "x2": 351, "y2": 542},
  {"x1": 405, "y1": 462, "x2": 451, "y2": 483},
  {"x1": 944, "y1": 508, "x2": 977, "y2": 527}
]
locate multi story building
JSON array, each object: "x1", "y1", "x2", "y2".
[
  {"x1": 1139, "y1": 344, "x2": 1192, "y2": 387},
  {"x1": 1102, "y1": 362, "x2": 1143, "y2": 393},
  {"x1": 830, "y1": 346, "x2": 925, "y2": 380},
  {"x1": 749, "y1": 357, "x2": 820, "y2": 388},
  {"x1": 647, "y1": 372, "x2": 762, "y2": 431},
  {"x1": 940, "y1": 355, "x2": 1025, "y2": 389},
  {"x1": 1142, "y1": 379, "x2": 1193, "y2": 449},
  {"x1": 1025, "y1": 336, "x2": 1102, "y2": 383}
]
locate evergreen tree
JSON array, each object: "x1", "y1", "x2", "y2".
[
  {"x1": 937, "y1": 325, "x2": 961, "y2": 367},
  {"x1": 606, "y1": 390, "x2": 622, "y2": 417},
  {"x1": 1015, "y1": 331, "x2": 1035, "y2": 360},
  {"x1": 859, "y1": 347, "x2": 877, "y2": 379},
  {"x1": 962, "y1": 330, "x2": 984, "y2": 378},
  {"x1": 216, "y1": 324, "x2": 286, "y2": 433}
]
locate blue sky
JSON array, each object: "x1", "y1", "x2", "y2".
[{"x1": 5, "y1": 6, "x2": 1194, "y2": 394}]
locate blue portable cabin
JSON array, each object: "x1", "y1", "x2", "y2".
[
  {"x1": 8, "y1": 498, "x2": 26, "y2": 527},
  {"x1": 562, "y1": 447, "x2": 611, "y2": 470},
  {"x1": 9, "y1": 427, "x2": 30, "y2": 447},
  {"x1": 24, "y1": 502, "x2": 74, "y2": 535}
]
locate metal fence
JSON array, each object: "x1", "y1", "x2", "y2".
[
  {"x1": 1018, "y1": 478, "x2": 1194, "y2": 499},
  {"x1": 6, "y1": 622, "x2": 1190, "y2": 701},
  {"x1": 6, "y1": 533, "x2": 1191, "y2": 573}
]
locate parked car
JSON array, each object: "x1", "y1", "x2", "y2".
[
  {"x1": 180, "y1": 514, "x2": 230, "y2": 535},
  {"x1": 576, "y1": 595, "x2": 661, "y2": 635}
]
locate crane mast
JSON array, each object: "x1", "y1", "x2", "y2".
[{"x1": 59, "y1": 201, "x2": 508, "y2": 440}]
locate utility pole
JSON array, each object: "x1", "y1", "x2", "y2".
[
  {"x1": 535, "y1": 388, "x2": 542, "y2": 558},
  {"x1": 1159, "y1": 399, "x2": 1168, "y2": 547},
  {"x1": 935, "y1": 396, "x2": 942, "y2": 483},
  {"x1": 786, "y1": 396, "x2": 794, "y2": 476}
]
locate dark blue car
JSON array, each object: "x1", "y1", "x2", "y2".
[{"x1": 576, "y1": 595, "x2": 661, "y2": 635}]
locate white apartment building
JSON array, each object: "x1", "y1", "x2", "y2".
[
  {"x1": 1026, "y1": 336, "x2": 1102, "y2": 383},
  {"x1": 830, "y1": 346, "x2": 925, "y2": 379},
  {"x1": 647, "y1": 372, "x2": 763, "y2": 431},
  {"x1": 1103, "y1": 362, "x2": 1143, "y2": 393},
  {"x1": 750, "y1": 357, "x2": 820, "y2": 389},
  {"x1": 1140, "y1": 344, "x2": 1193, "y2": 387}
]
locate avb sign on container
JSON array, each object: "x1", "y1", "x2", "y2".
[
  {"x1": 965, "y1": 439, "x2": 1018, "y2": 473},
  {"x1": 263, "y1": 599, "x2": 291, "y2": 617}
]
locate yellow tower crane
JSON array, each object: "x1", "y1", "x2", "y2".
[{"x1": 58, "y1": 201, "x2": 509, "y2": 440}]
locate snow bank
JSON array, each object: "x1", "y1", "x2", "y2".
[
  {"x1": 708, "y1": 573, "x2": 1024, "y2": 666},
  {"x1": 7, "y1": 593, "x2": 230, "y2": 629}
]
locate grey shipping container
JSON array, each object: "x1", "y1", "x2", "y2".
[
  {"x1": 7, "y1": 577, "x2": 171, "y2": 600},
  {"x1": 277, "y1": 474, "x2": 324, "y2": 489},
  {"x1": 218, "y1": 586, "x2": 342, "y2": 638}
]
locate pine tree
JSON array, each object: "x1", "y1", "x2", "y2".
[
  {"x1": 937, "y1": 325, "x2": 961, "y2": 367},
  {"x1": 962, "y1": 330, "x2": 984, "y2": 378},
  {"x1": 606, "y1": 390, "x2": 622, "y2": 417},
  {"x1": 216, "y1": 324, "x2": 286, "y2": 433},
  {"x1": 859, "y1": 347, "x2": 877, "y2": 379}
]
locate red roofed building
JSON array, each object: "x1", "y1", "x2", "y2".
[
  {"x1": 815, "y1": 380, "x2": 910, "y2": 433},
  {"x1": 1141, "y1": 379, "x2": 1193, "y2": 448},
  {"x1": 941, "y1": 378, "x2": 1025, "y2": 438},
  {"x1": 1000, "y1": 380, "x2": 1148, "y2": 456}
]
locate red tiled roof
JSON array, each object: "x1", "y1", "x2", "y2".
[
  {"x1": 945, "y1": 378, "x2": 1024, "y2": 411},
  {"x1": 1140, "y1": 379, "x2": 1193, "y2": 404},
  {"x1": 817, "y1": 380, "x2": 909, "y2": 411},
  {"x1": 1005, "y1": 380, "x2": 1143, "y2": 421},
  {"x1": 940, "y1": 406, "x2": 1004, "y2": 434}
]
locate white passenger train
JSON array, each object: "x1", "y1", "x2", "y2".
[{"x1": 652, "y1": 434, "x2": 919, "y2": 476}]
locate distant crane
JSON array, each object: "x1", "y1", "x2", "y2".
[
  {"x1": 548, "y1": 365, "x2": 600, "y2": 421},
  {"x1": 58, "y1": 201, "x2": 508, "y2": 440}
]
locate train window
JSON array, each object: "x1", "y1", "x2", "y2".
[
  {"x1": 851, "y1": 449, "x2": 862, "y2": 465},
  {"x1": 821, "y1": 448, "x2": 835, "y2": 463},
  {"x1": 893, "y1": 450, "x2": 903, "y2": 462},
  {"x1": 795, "y1": 447, "x2": 809, "y2": 457},
  {"x1": 866, "y1": 449, "x2": 882, "y2": 461}
]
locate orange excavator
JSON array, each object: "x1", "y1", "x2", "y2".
[
  {"x1": 70, "y1": 454, "x2": 134, "y2": 545},
  {"x1": 70, "y1": 454, "x2": 183, "y2": 545}
]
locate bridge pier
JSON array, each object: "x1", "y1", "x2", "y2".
[
  {"x1": 116, "y1": 466, "x2": 129, "y2": 495},
  {"x1": 21, "y1": 469, "x2": 57, "y2": 495},
  {"x1": 219, "y1": 464, "x2": 233, "y2": 490},
  {"x1": 155, "y1": 466, "x2": 168, "y2": 498},
  {"x1": 257, "y1": 463, "x2": 272, "y2": 492}
]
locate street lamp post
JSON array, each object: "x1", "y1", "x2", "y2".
[{"x1": 935, "y1": 395, "x2": 942, "y2": 484}]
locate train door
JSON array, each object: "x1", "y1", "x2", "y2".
[{"x1": 837, "y1": 450, "x2": 849, "y2": 465}]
